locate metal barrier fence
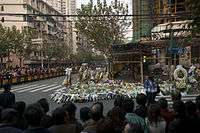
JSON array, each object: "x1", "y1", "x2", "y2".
[
  {"x1": 156, "y1": 95, "x2": 198, "y2": 107},
  {"x1": 0, "y1": 71, "x2": 65, "y2": 87}
]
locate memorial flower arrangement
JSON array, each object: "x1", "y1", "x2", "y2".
[
  {"x1": 159, "y1": 81, "x2": 174, "y2": 95},
  {"x1": 50, "y1": 80, "x2": 145, "y2": 103},
  {"x1": 51, "y1": 64, "x2": 199, "y2": 103},
  {"x1": 175, "y1": 80, "x2": 187, "y2": 92}
]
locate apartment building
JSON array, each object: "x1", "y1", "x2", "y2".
[
  {"x1": 44, "y1": 0, "x2": 61, "y2": 13},
  {"x1": 44, "y1": 0, "x2": 75, "y2": 15},
  {"x1": 64, "y1": 0, "x2": 77, "y2": 53},
  {"x1": 44, "y1": 0, "x2": 77, "y2": 53},
  {"x1": 0, "y1": 0, "x2": 65, "y2": 34},
  {"x1": 65, "y1": 0, "x2": 76, "y2": 15},
  {"x1": 0, "y1": 0, "x2": 66, "y2": 66}
]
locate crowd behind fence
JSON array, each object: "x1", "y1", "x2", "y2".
[{"x1": 0, "y1": 66, "x2": 65, "y2": 87}]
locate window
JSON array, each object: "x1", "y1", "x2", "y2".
[
  {"x1": 22, "y1": 26, "x2": 29, "y2": 31},
  {"x1": 42, "y1": 4, "x2": 44, "y2": 9},
  {"x1": 1, "y1": 6, "x2": 4, "y2": 11},
  {"x1": 23, "y1": 15, "x2": 27, "y2": 21},
  {"x1": 1, "y1": 17, "x2": 4, "y2": 22},
  {"x1": 23, "y1": 5, "x2": 27, "y2": 9}
]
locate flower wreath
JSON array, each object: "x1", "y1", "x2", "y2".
[{"x1": 174, "y1": 66, "x2": 187, "y2": 81}]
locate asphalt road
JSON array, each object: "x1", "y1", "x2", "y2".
[{"x1": 9, "y1": 76, "x2": 114, "y2": 117}]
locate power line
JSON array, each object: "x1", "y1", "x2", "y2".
[
  {"x1": 0, "y1": 11, "x2": 192, "y2": 25},
  {"x1": 0, "y1": 12, "x2": 191, "y2": 17},
  {"x1": 0, "y1": 17, "x2": 194, "y2": 23},
  {"x1": 0, "y1": 19, "x2": 73, "y2": 23}
]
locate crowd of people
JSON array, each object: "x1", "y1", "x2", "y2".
[
  {"x1": 0, "y1": 83, "x2": 200, "y2": 133},
  {"x1": 0, "y1": 66, "x2": 64, "y2": 78},
  {"x1": 0, "y1": 66, "x2": 64, "y2": 85}
]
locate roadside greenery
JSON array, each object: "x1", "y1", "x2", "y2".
[
  {"x1": 75, "y1": 0, "x2": 131, "y2": 56},
  {"x1": 0, "y1": 24, "x2": 70, "y2": 68}
]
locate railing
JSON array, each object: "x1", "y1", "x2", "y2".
[
  {"x1": 156, "y1": 94, "x2": 198, "y2": 107},
  {"x1": 0, "y1": 71, "x2": 65, "y2": 87}
]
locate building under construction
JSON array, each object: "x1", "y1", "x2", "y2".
[
  {"x1": 132, "y1": 0, "x2": 200, "y2": 66},
  {"x1": 132, "y1": 0, "x2": 188, "y2": 41},
  {"x1": 110, "y1": 0, "x2": 198, "y2": 82},
  {"x1": 132, "y1": 0, "x2": 153, "y2": 42}
]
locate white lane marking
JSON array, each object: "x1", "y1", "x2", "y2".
[
  {"x1": 59, "y1": 87, "x2": 66, "y2": 90},
  {"x1": 30, "y1": 84, "x2": 58, "y2": 92},
  {"x1": 53, "y1": 87, "x2": 66, "y2": 92},
  {"x1": 42, "y1": 85, "x2": 62, "y2": 92},
  {"x1": 17, "y1": 84, "x2": 47, "y2": 93},
  {"x1": 12, "y1": 84, "x2": 31, "y2": 89},
  {"x1": 12, "y1": 84, "x2": 38, "y2": 92}
]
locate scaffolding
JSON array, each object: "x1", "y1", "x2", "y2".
[
  {"x1": 131, "y1": 0, "x2": 200, "y2": 65},
  {"x1": 153, "y1": 0, "x2": 187, "y2": 23},
  {"x1": 132, "y1": 0, "x2": 153, "y2": 43},
  {"x1": 132, "y1": 0, "x2": 188, "y2": 43}
]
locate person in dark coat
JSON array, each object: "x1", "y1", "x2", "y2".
[
  {"x1": 12, "y1": 101, "x2": 28, "y2": 130},
  {"x1": 63, "y1": 101, "x2": 83, "y2": 133},
  {"x1": 196, "y1": 95, "x2": 200, "y2": 117},
  {"x1": 107, "y1": 106, "x2": 125, "y2": 133},
  {"x1": 23, "y1": 103, "x2": 51, "y2": 133},
  {"x1": 135, "y1": 93, "x2": 147, "y2": 119},
  {"x1": 49, "y1": 107, "x2": 77, "y2": 133},
  {"x1": 81, "y1": 102, "x2": 104, "y2": 133},
  {"x1": 107, "y1": 96, "x2": 126, "y2": 119},
  {"x1": 168, "y1": 100, "x2": 187, "y2": 133},
  {"x1": 96, "y1": 118, "x2": 115, "y2": 133},
  {"x1": 37, "y1": 98, "x2": 53, "y2": 128},
  {"x1": 184, "y1": 101, "x2": 200, "y2": 132},
  {"x1": 122, "y1": 98, "x2": 148, "y2": 133},
  {"x1": 147, "y1": 103, "x2": 166, "y2": 133},
  {"x1": 80, "y1": 106, "x2": 92, "y2": 128},
  {"x1": 0, "y1": 84, "x2": 15, "y2": 108},
  {"x1": 0, "y1": 108, "x2": 23, "y2": 133},
  {"x1": 158, "y1": 98, "x2": 174, "y2": 130}
]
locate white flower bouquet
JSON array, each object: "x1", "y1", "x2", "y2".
[{"x1": 50, "y1": 81, "x2": 145, "y2": 103}]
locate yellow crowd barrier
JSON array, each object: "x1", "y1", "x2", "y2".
[{"x1": 0, "y1": 71, "x2": 65, "y2": 87}]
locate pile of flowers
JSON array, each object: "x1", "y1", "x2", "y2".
[
  {"x1": 158, "y1": 80, "x2": 199, "y2": 95},
  {"x1": 159, "y1": 81, "x2": 174, "y2": 95},
  {"x1": 50, "y1": 80, "x2": 145, "y2": 103}
]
